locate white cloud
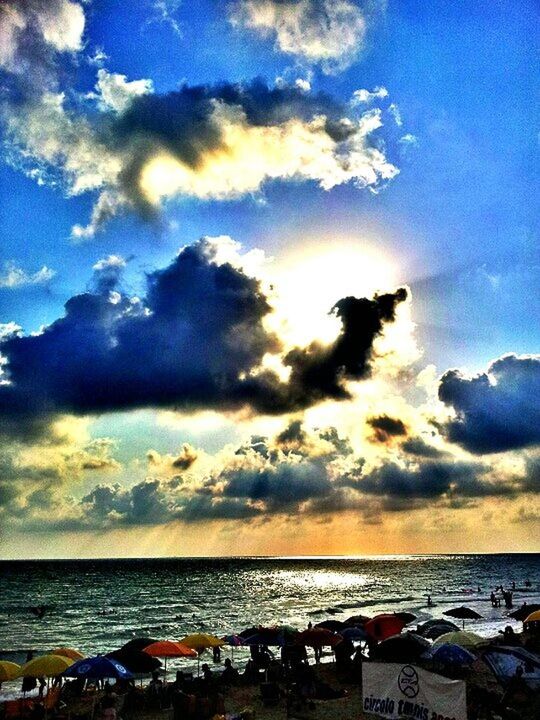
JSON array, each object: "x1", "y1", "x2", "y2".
[
  {"x1": 352, "y1": 87, "x2": 389, "y2": 105},
  {"x1": 36, "y1": 0, "x2": 85, "y2": 53},
  {"x1": 229, "y1": 0, "x2": 370, "y2": 74},
  {"x1": 92, "y1": 255, "x2": 127, "y2": 272},
  {"x1": 0, "y1": 0, "x2": 85, "y2": 72},
  {"x1": 90, "y1": 69, "x2": 154, "y2": 114},
  {"x1": 139, "y1": 101, "x2": 399, "y2": 205},
  {"x1": 148, "y1": 0, "x2": 182, "y2": 35},
  {"x1": 0, "y1": 262, "x2": 56, "y2": 289}
]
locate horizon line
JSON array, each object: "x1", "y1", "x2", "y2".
[{"x1": 1, "y1": 551, "x2": 539, "y2": 562}]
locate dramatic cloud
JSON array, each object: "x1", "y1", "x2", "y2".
[
  {"x1": 0, "y1": 0, "x2": 401, "y2": 237},
  {"x1": 356, "y1": 459, "x2": 517, "y2": 509},
  {"x1": 400, "y1": 436, "x2": 447, "y2": 459},
  {"x1": 0, "y1": 262, "x2": 55, "y2": 289},
  {"x1": 229, "y1": 0, "x2": 374, "y2": 74},
  {"x1": 7, "y1": 421, "x2": 540, "y2": 533},
  {"x1": 0, "y1": 429, "x2": 120, "y2": 532},
  {"x1": 0, "y1": 237, "x2": 408, "y2": 437},
  {"x1": 439, "y1": 354, "x2": 540, "y2": 453},
  {"x1": 367, "y1": 414, "x2": 407, "y2": 443}
]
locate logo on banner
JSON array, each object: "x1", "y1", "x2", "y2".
[{"x1": 398, "y1": 665, "x2": 419, "y2": 698}]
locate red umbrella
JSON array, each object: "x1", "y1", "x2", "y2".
[
  {"x1": 364, "y1": 614, "x2": 406, "y2": 641},
  {"x1": 296, "y1": 628, "x2": 342, "y2": 647}
]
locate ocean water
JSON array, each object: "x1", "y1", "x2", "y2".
[{"x1": 1, "y1": 554, "x2": 539, "y2": 686}]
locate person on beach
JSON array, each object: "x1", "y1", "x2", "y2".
[
  {"x1": 500, "y1": 665, "x2": 533, "y2": 715},
  {"x1": 21, "y1": 651, "x2": 37, "y2": 694},
  {"x1": 221, "y1": 658, "x2": 240, "y2": 685},
  {"x1": 147, "y1": 671, "x2": 164, "y2": 708},
  {"x1": 201, "y1": 663, "x2": 213, "y2": 684},
  {"x1": 99, "y1": 683, "x2": 119, "y2": 720}
]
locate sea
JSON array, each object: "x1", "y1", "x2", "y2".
[{"x1": 1, "y1": 554, "x2": 539, "y2": 696}]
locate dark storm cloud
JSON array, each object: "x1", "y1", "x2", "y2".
[
  {"x1": 0, "y1": 239, "x2": 407, "y2": 437},
  {"x1": 52, "y1": 477, "x2": 263, "y2": 529},
  {"x1": 367, "y1": 414, "x2": 407, "y2": 443},
  {"x1": 400, "y1": 436, "x2": 447, "y2": 459},
  {"x1": 439, "y1": 354, "x2": 540, "y2": 453},
  {"x1": 275, "y1": 288, "x2": 408, "y2": 409},
  {"x1": 356, "y1": 459, "x2": 518, "y2": 510},
  {"x1": 220, "y1": 459, "x2": 333, "y2": 508}
]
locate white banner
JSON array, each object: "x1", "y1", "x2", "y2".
[{"x1": 362, "y1": 663, "x2": 467, "y2": 720}]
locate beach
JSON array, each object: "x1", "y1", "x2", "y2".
[{"x1": 1, "y1": 556, "x2": 540, "y2": 719}]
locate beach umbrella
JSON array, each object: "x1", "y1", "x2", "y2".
[
  {"x1": 344, "y1": 614, "x2": 371, "y2": 627},
  {"x1": 296, "y1": 628, "x2": 342, "y2": 648},
  {"x1": 143, "y1": 640, "x2": 197, "y2": 674},
  {"x1": 0, "y1": 661, "x2": 21, "y2": 681},
  {"x1": 242, "y1": 631, "x2": 283, "y2": 647},
  {"x1": 222, "y1": 635, "x2": 245, "y2": 663},
  {"x1": 314, "y1": 620, "x2": 345, "y2": 631},
  {"x1": 509, "y1": 604, "x2": 540, "y2": 621},
  {"x1": 417, "y1": 619, "x2": 460, "y2": 638},
  {"x1": 418, "y1": 623, "x2": 459, "y2": 640},
  {"x1": 431, "y1": 643, "x2": 476, "y2": 666},
  {"x1": 64, "y1": 656, "x2": 133, "y2": 680},
  {"x1": 180, "y1": 633, "x2": 225, "y2": 676},
  {"x1": 106, "y1": 649, "x2": 162, "y2": 675},
  {"x1": 180, "y1": 633, "x2": 225, "y2": 652},
  {"x1": 340, "y1": 626, "x2": 368, "y2": 642},
  {"x1": 395, "y1": 612, "x2": 417, "y2": 625},
  {"x1": 143, "y1": 641, "x2": 197, "y2": 658},
  {"x1": 20, "y1": 655, "x2": 73, "y2": 677},
  {"x1": 443, "y1": 606, "x2": 482, "y2": 629},
  {"x1": 222, "y1": 635, "x2": 245, "y2": 647},
  {"x1": 120, "y1": 637, "x2": 157, "y2": 653},
  {"x1": 244, "y1": 626, "x2": 296, "y2": 647},
  {"x1": 524, "y1": 610, "x2": 540, "y2": 624},
  {"x1": 433, "y1": 631, "x2": 484, "y2": 650},
  {"x1": 51, "y1": 648, "x2": 85, "y2": 661},
  {"x1": 238, "y1": 627, "x2": 259, "y2": 639},
  {"x1": 364, "y1": 614, "x2": 407, "y2": 642},
  {"x1": 370, "y1": 633, "x2": 430, "y2": 663}
]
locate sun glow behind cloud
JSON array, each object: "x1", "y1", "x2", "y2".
[{"x1": 267, "y1": 240, "x2": 400, "y2": 346}]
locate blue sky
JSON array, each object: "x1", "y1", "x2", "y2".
[{"x1": 0, "y1": 0, "x2": 538, "y2": 557}]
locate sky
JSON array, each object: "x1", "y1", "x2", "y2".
[{"x1": 0, "y1": 0, "x2": 538, "y2": 559}]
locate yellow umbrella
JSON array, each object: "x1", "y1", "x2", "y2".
[
  {"x1": 180, "y1": 633, "x2": 225, "y2": 676},
  {"x1": 432, "y1": 631, "x2": 484, "y2": 649},
  {"x1": 51, "y1": 648, "x2": 85, "y2": 661},
  {"x1": 0, "y1": 661, "x2": 21, "y2": 681},
  {"x1": 524, "y1": 610, "x2": 540, "y2": 623},
  {"x1": 20, "y1": 654, "x2": 73, "y2": 677},
  {"x1": 180, "y1": 633, "x2": 225, "y2": 652}
]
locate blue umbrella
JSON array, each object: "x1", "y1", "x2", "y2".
[
  {"x1": 432, "y1": 643, "x2": 476, "y2": 666},
  {"x1": 340, "y1": 626, "x2": 368, "y2": 641},
  {"x1": 64, "y1": 656, "x2": 133, "y2": 680}
]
